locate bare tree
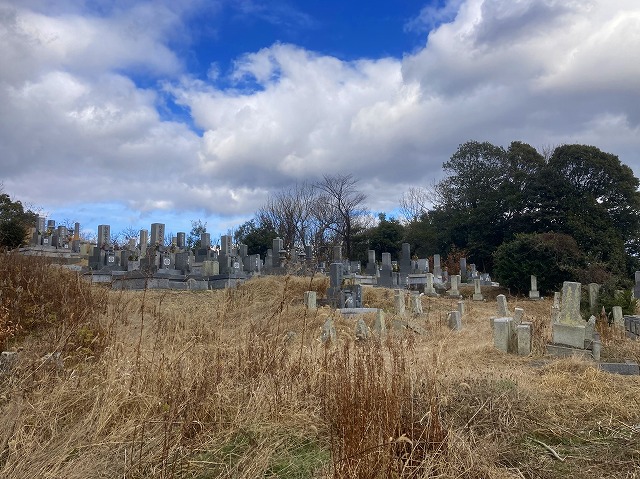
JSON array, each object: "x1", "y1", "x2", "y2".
[
  {"x1": 258, "y1": 181, "x2": 318, "y2": 251},
  {"x1": 314, "y1": 174, "x2": 367, "y2": 259},
  {"x1": 399, "y1": 185, "x2": 435, "y2": 223}
]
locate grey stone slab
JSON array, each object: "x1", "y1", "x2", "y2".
[
  {"x1": 546, "y1": 343, "x2": 594, "y2": 360},
  {"x1": 552, "y1": 322, "x2": 586, "y2": 349},
  {"x1": 598, "y1": 362, "x2": 640, "y2": 375}
]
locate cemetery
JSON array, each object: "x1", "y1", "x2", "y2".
[{"x1": 2, "y1": 212, "x2": 640, "y2": 477}]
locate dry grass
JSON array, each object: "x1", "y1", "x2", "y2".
[{"x1": 0, "y1": 255, "x2": 639, "y2": 478}]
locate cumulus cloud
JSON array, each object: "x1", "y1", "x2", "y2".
[{"x1": 2, "y1": 0, "x2": 640, "y2": 234}]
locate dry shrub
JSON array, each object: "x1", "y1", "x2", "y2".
[
  {"x1": 0, "y1": 252, "x2": 108, "y2": 358},
  {"x1": 321, "y1": 338, "x2": 448, "y2": 478}
]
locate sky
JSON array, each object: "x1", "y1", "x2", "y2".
[{"x1": 2, "y1": 0, "x2": 640, "y2": 242}]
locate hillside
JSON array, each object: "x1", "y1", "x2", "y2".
[{"x1": 1, "y1": 255, "x2": 639, "y2": 478}]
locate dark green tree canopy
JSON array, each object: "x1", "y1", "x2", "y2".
[
  {"x1": 425, "y1": 140, "x2": 640, "y2": 277},
  {"x1": 0, "y1": 192, "x2": 38, "y2": 249}
]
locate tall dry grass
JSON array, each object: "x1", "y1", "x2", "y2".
[{"x1": 0, "y1": 257, "x2": 639, "y2": 478}]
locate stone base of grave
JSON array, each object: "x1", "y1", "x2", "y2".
[
  {"x1": 528, "y1": 291, "x2": 540, "y2": 300},
  {"x1": 472, "y1": 293, "x2": 484, "y2": 301},
  {"x1": 338, "y1": 308, "x2": 380, "y2": 317},
  {"x1": 546, "y1": 343, "x2": 595, "y2": 360},
  {"x1": 552, "y1": 323, "x2": 586, "y2": 349},
  {"x1": 598, "y1": 361, "x2": 640, "y2": 375}
]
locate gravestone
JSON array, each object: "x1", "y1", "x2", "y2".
[
  {"x1": 400, "y1": 243, "x2": 411, "y2": 276},
  {"x1": 513, "y1": 307, "x2": 524, "y2": 324},
  {"x1": 612, "y1": 306, "x2": 624, "y2": 328},
  {"x1": 97, "y1": 224, "x2": 110, "y2": 248},
  {"x1": 177, "y1": 232, "x2": 186, "y2": 249},
  {"x1": 417, "y1": 258, "x2": 429, "y2": 273},
  {"x1": 272, "y1": 238, "x2": 284, "y2": 268},
  {"x1": 529, "y1": 275, "x2": 540, "y2": 300},
  {"x1": 139, "y1": 229, "x2": 148, "y2": 256},
  {"x1": 517, "y1": 323, "x2": 532, "y2": 355},
  {"x1": 379, "y1": 252, "x2": 393, "y2": 288},
  {"x1": 321, "y1": 318, "x2": 336, "y2": 343},
  {"x1": 635, "y1": 272, "x2": 640, "y2": 299},
  {"x1": 460, "y1": 257, "x2": 467, "y2": 282},
  {"x1": 304, "y1": 291, "x2": 317, "y2": 310},
  {"x1": 496, "y1": 294, "x2": 510, "y2": 317},
  {"x1": 366, "y1": 250, "x2": 376, "y2": 275},
  {"x1": 394, "y1": 289, "x2": 406, "y2": 317},
  {"x1": 355, "y1": 318, "x2": 370, "y2": 341},
  {"x1": 373, "y1": 309, "x2": 386, "y2": 337},
  {"x1": 447, "y1": 274, "x2": 461, "y2": 298},
  {"x1": 447, "y1": 310, "x2": 461, "y2": 331},
  {"x1": 552, "y1": 281, "x2": 586, "y2": 349},
  {"x1": 458, "y1": 300, "x2": 465, "y2": 317},
  {"x1": 433, "y1": 254, "x2": 442, "y2": 278},
  {"x1": 150, "y1": 223, "x2": 165, "y2": 247},
  {"x1": 424, "y1": 273, "x2": 437, "y2": 296},
  {"x1": 411, "y1": 292, "x2": 423, "y2": 315},
  {"x1": 493, "y1": 317, "x2": 515, "y2": 352},
  {"x1": 201, "y1": 232, "x2": 211, "y2": 249},
  {"x1": 328, "y1": 262, "x2": 343, "y2": 306},
  {"x1": 472, "y1": 279, "x2": 484, "y2": 301}
]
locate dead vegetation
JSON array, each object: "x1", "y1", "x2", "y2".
[{"x1": 0, "y1": 254, "x2": 639, "y2": 478}]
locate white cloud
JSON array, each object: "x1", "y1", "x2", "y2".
[{"x1": 2, "y1": 0, "x2": 640, "y2": 235}]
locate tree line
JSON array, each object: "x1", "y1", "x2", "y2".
[
  {"x1": 3, "y1": 141, "x2": 639, "y2": 294},
  {"x1": 236, "y1": 141, "x2": 640, "y2": 293}
]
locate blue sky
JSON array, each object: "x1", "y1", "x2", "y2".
[{"x1": 2, "y1": 0, "x2": 640, "y2": 244}]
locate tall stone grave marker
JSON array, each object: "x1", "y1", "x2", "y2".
[
  {"x1": 529, "y1": 275, "x2": 540, "y2": 299},
  {"x1": 552, "y1": 281, "x2": 586, "y2": 349},
  {"x1": 150, "y1": 223, "x2": 165, "y2": 247},
  {"x1": 97, "y1": 225, "x2": 110, "y2": 248},
  {"x1": 472, "y1": 279, "x2": 484, "y2": 301},
  {"x1": 433, "y1": 254, "x2": 442, "y2": 279}
]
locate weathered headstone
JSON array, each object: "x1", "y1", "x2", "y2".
[
  {"x1": 150, "y1": 223, "x2": 165, "y2": 247},
  {"x1": 411, "y1": 293, "x2": 423, "y2": 315},
  {"x1": 379, "y1": 252, "x2": 393, "y2": 288},
  {"x1": 433, "y1": 254, "x2": 442, "y2": 278},
  {"x1": 612, "y1": 306, "x2": 624, "y2": 328},
  {"x1": 394, "y1": 289, "x2": 406, "y2": 317},
  {"x1": 458, "y1": 300, "x2": 465, "y2": 317},
  {"x1": 373, "y1": 309, "x2": 386, "y2": 337},
  {"x1": 321, "y1": 318, "x2": 336, "y2": 343},
  {"x1": 97, "y1": 224, "x2": 111, "y2": 248},
  {"x1": 513, "y1": 307, "x2": 524, "y2": 324},
  {"x1": 472, "y1": 279, "x2": 484, "y2": 301},
  {"x1": 366, "y1": 250, "x2": 377, "y2": 275},
  {"x1": 517, "y1": 322, "x2": 532, "y2": 356},
  {"x1": 496, "y1": 294, "x2": 510, "y2": 317},
  {"x1": 493, "y1": 317, "x2": 514, "y2": 352},
  {"x1": 460, "y1": 257, "x2": 467, "y2": 282},
  {"x1": 447, "y1": 274, "x2": 461, "y2": 298},
  {"x1": 552, "y1": 281, "x2": 586, "y2": 349},
  {"x1": 529, "y1": 275, "x2": 540, "y2": 300},
  {"x1": 447, "y1": 310, "x2": 461, "y2": 331},
  {"x1": 304, "y1": 291, "x2": 317, "y2": 310},
  {"x1": 355, "y1": 318, "x2": 370, "y2": 341},
  {"x1": 424, "y1": 273, "x2": 437, "y2": 296}
]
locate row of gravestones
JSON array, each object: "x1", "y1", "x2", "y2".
[{"x1": 304, "y1": 287, "x2": 465, "y2": 344}]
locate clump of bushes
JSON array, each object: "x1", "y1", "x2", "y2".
[{"x1": 0, "y1": 252, "x2": 108, "y2": 357}]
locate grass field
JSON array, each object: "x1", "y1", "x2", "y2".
[{"x1": 1, "y1": 253, "x2": 639, "y2": 478}]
